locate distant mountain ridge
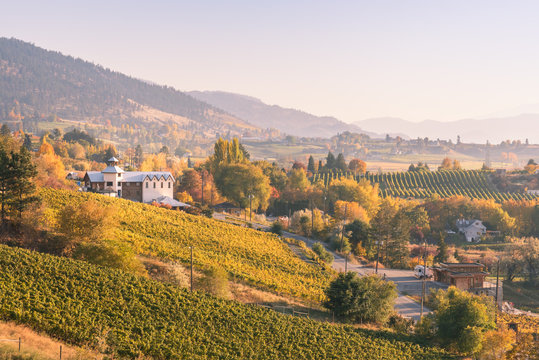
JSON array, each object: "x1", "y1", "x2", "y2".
[
  {"x1": 189, "y1": 90, "x2": 377, "y2": 138},
  {"x1": 355, "y1": 115, "x2": 539, "y2": 144}
]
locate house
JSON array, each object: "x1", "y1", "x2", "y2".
[
  {"x1": 456, "y1": 219, "x2": 486, "y2": 242},
  {"x1": 66, "y1": 172, "x2": 80, "y2": 180},
  {"x1": 83, "y1": 157, "x2": 175, "y2": 204},
  {"x1": 432, "y1": 263, "x2": 488, "y2": 290}
]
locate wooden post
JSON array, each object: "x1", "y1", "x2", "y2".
[
  {"x1": 190, "y1": 246, "x2": 193, "y2": 292},
  {"x1": 18, "y1": 337, "x2": 20, "y2": 352},
  {"x1": 59, "y1": 345, "x2": 62, "y2": 359}
]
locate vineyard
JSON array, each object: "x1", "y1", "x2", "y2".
[
  {"x1": 40, "y1": 188, "x2": 333, "y2": 301},
  {"x1": 312, "y1": 170, "x2": 537, "y2": 202},
  {"x1": 498, "y1": 312, "x2": 539, "y2": 335},
  {"x1": 0, "y1": 245, "x2": 455, "y2": 359}
]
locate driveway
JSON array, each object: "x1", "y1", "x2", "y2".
[{"x1": 213, "y1": 213, "x2": 431, "y2": 321}]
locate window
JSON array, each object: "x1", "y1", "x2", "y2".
[
  {"x1": 153, "y1": 182, "x2": 156, "y2": 188},
  {"x1": 161, "y1": 182, "x2": 163, "y2": 188},
  {"x1": 145, "y1": 182, "x2": 148, "y2": 188},
  {"x1": 106, "y1": 182, "x2": 113, "y2": 186},
  {"x1": 168, "y1": 182, "x2": 171, "y2": 188},
  {"x1": 117, "y1": 173, "x2": 121, "y2": 178}
]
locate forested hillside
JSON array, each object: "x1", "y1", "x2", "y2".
[{"x1": 0, "y1": 38, "x2": 264, "y2": 153}]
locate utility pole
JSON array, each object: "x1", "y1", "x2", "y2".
[
  {"x1": 249, "y1": 194, "x2": 253, "y2": 222},
  {"x1": 201, "y1": 171, "x2": 205, "y2": 205},
  {"x1": 420, "y1": 240, "x2": 427, "y2": 320},
  {"x1": 375, "y1": 239, "x2": 382, "y2": 274},
  {"x1": 495, "y1": 258, "x2": 500, "y2": 324},
  {"x1": 288, "y1": 205, "x2": 291, "y2": 229},
  {"x1": 190, "y1": 246, "x2": 193, "y2": 292},
  {"x1": 340, "y1": 204, "x2": 348, "y2": 252},
  {"x1": 310, "y1": 199, "x2": 314, "y2": 235}
]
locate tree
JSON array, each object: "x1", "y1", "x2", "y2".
[
  {"x1": 335, "y1": 153, "x2": 347, "y2": 171},
  {"x1": 439, "y1": 157, "x2": 452, "y2": 170},
  {"x1": 135, "y1": 145, "x2": 143, "y2": 166},
  {"x1": 0, "y1": 145, "x2": 38, "y2": 226},
  {"x1": 348, "y1": 158, "x2": 366, "y2": 175},
  {"x1": 159, "y1": 145, "x2": 170, "y2": 155},
  {"x1": 478, "y1": 327, "x2": 515, "y2": 360},
  {"x1": 287, "y1": 168, "x2": 310, "y2": 193},
  {"x1": 326, "y1": 152, "x2": 336, "y2": 170},
  {"x1": 214, "y1": 163, "x2": 271, "y2": 210},
  {"x1": 23, "y1": 134, "x2": 32, "y2": 150},
  {"x1": 419, "y1": 287, "x2": 495, "y2": 355},
  {"x1": 324, "y1": 273, "x2": 397, "y2": 324},
  {"x1": 307, "y1": 155, "x2": 316, "y2": 173},
  {"x1": 346, "y1": 219, "x2": 371, "y2": 257},
  {"x1": 434, "y1": 235, "x2": 449, "y2": 263},
  {"x1": 0, "y1": 124, "x2": 11, "y2": 136}
]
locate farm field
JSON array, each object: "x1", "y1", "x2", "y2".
[
  {"x1": 40, "y1": 188, "x2": 333, "y2": 301},
  {"x1": 0, "y1": 245, "x2": 455, "y2": 359},
  {"x1": 313, "y1": 170, "x2": 537, "y2": 202}
]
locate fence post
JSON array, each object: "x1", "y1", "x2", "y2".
[
  {"x1": 59, "y1": 345, "x2": 62, "y2": 359},
  {"x1": 18, "y1": 337, "x2": 21, "y2": 352}
]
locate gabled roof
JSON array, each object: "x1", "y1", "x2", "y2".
[
  {"x1": 102, "y1": 165, "x2": 124, "y2": 173},
  {"x1": 85, "y1": 171, "x2": 174, "y2": 183},
  {"x1": 123, "y1": 172, "x2": 174, "y2": 182},
  {"x1": 155, "y1": 196, "x2": 190, "y2": 208}
]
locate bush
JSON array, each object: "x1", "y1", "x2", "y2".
[
  {"x1": 197, "y1": 266, "x2": 231, "y2": 299},
  {"x1": 387, "y1": 314, "x2": 414, "y2": 334},
  {"x1": 270, "y1": 221, "x2": 283, "y2": 236},
  {"x1": 312, "y1": 242, "x2": 334, "y2": 264},
  {"x1": 324, "y1": 273, "x2": 397, "y2": 324}
]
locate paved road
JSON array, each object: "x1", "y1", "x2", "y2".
[{"x1": 213, "y1": 213, "x2": 430, "y2": 321}]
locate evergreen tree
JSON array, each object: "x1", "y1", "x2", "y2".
[
  {"x1": 307, "y1": 155, "x2": 316, "y2": 173},
  {"x1": 318, "y1": 160, "x2": 323, "y2": 172},
  {"x1": 434, "y1": 234, "x2": 449, "y2": 263},
  {"x1": 326, "y1": 152, "x2": 336, "y2": 170},
  {"x1": 9, "y1": 146, "x2": 38, "y2": 219},
  {"x1": 336, "y1": 153, "x2": 347, "y2": 171},
  {"x1": 135, "y1": 145, "x2": 143, "y2": 166},
  {"x1": 23, "y1": 134, "x2": 32, "y2": 150},
  {"x1": 0, "y1": 124, "x2": 11, "y2": 136}
]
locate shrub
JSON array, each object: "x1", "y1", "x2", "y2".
[
  {"x1": 270, "y1": 221, "x2": 283, "y2": 236},
  {"x1": 324, "y1": 273, "x2": 397, "y2": 324},
  {"x1": 312, "y1": 242, "x2": 334, "y2": 264}
]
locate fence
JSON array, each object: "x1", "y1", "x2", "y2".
[{"x1": 0, "y1": 338, "x2": 65, "y2": 359}]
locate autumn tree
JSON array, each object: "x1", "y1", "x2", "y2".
[
  {"x1": 348, "y1": 158, "x2": 366, "y2": 175},
  {"x1": 214, "y1": 163, "x2": 271, "y2": 210}
]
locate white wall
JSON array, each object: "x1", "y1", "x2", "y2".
[{"x1": 142, "y1": 177, "x2": 174, "y2": 203}]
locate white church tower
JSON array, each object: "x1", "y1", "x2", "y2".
[{"x1": 102, "y1": 157, "x2": 124, "y2": 197}]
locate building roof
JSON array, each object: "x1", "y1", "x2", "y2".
[
  {"x1": 102, "y1": 165, "x2": 125, "y2": 174},
  {"x1": 85, "y1": 170, "x2": 174, "y2": 183},
  {"x1": 108, "y1": 157, "x2": 119, "y2": 162},
  {"x1": 155, "y1": 196, "x2": 190, "y2": 208}
]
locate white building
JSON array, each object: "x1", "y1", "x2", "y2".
[
  {"x1": 83, "y1": 157, "x2": 182, "y2": 206},
  {"x1": 456, "y1": 219, "x2": 487, "y2": 242}
]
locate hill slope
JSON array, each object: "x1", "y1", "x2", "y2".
[
  {"x1": 0, "y1": 38, "x2": 261, "y2": 150},
  {"x1": 356, "y1": 115, "x2": 539, "y2": 144},
  {"x1": 41, "y1": 188, "x2": 332, "y2": 300},
  {"x1": 0, "y1": 245, "x2": 454, "y2": 359},
  {"x1": 189, "y1": 90, "x2": 375, "y2": 138}
]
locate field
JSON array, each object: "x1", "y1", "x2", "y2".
[
  {"x1": 40, "y1": 188, "x2": 333, "y2": 301},
  {"x1": 0, "y1": 245, "x2": 454, "y2": 359},
  {"x1": 313, "y1": 170, "x2": 536, "y2": 202},
  {"x1": 502, "y1": 282, "x2": 539, "y2": 313}
]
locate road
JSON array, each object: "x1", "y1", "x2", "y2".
[{"x1": 214, "y1": 213, "x2": 430, "y2": 321}]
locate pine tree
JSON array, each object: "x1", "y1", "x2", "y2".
[
  {"x1": 326, "y1": 152, "x2": 336, "y2": 170},
  {"x1": 434, "y1": 234, "x2": 449, "y2": 264},
  {"x1": 9, "y1": 146, "x2": 38, "y2": 219},
  {"x1": 0, "y1": 124, "x2": 11, "y2": 136},
  {"x1": 23, "y1": 134, "x2": 32, "y2": 150},
  {"x1": 307, "y1": 155, "x2": 316, "y2": 173},
  {"x1": 336, "y1": 153, "x2": 347, "y2": 171}
]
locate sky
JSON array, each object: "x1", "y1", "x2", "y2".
[{"x1": 2, "y1": 0, "x2": 539, "y2": 123}]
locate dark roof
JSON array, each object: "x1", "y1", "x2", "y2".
[{"x1": 213, "y1": 202, "x2": 240, "y2": 209}]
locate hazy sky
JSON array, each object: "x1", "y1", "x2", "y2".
[{"x1": 2, "y1": 0, "x2": 539, "y2": 123}]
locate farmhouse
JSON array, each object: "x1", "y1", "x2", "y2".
[
  {"x1": 83, "y1": 157, "x2": 180, "y2": 205},
  {"x1": 456, "y1": 219, "x2": 486, "y2": 242}
]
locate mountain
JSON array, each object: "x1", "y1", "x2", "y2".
[
  {"x1": 356, "y1": 115, "x2": 539, "y2": 144},
  {"x1": 0, "y1": 38, "x2": 262, "y2": 152},
  {"x1": 188, "y1": 90, "x2": 375, "y2": 138}
]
